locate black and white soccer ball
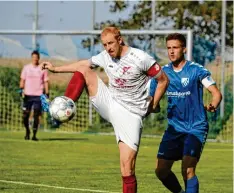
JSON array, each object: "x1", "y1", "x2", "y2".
[{"x1": 49, "y1": 96, "x2": 76, "y2": 123}]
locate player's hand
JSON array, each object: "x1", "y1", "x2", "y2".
[
  {"x1": 204, "y1": 104, "x2": 216, "y2": 112},
  {"x1": 17, "y1": 88, "x2": 25, "y2": 98},
  {"x1": 146, "y1": 99, "x2": 160, "y2": 117},
  {"x1": 152, "y1": 104, "x2": 160, "y2": 113},
  {"x1": 45, "y1": 93, "x2": 50, "y2": 99},
  {"x1": 41, "y1": 62, "x2": 55, "y2": 72}
]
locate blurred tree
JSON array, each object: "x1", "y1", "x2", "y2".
[
  {"x1": 82, "y1": 1, "x2": 233, "y2": 65},
  {"x1": 207, "y1": 76, "x2": 233, "y2": 138},
  {"x1": 193, "y1": 36, "x2": 217, "y2": 65},
  {"x1": 100, "y1": 1, "x2": 233, "y2": 46}
]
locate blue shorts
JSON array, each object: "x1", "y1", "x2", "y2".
[
  {"x1": 157, "y1": 130, "x2": 206, "y2": 161},
  {"x1": 23, "y1": 95, "x2": 42, "y2": 112}
]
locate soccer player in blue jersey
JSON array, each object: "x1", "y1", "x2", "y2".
[{"x1": 155, "y1": 33, "x2": 222, "y2": 193}]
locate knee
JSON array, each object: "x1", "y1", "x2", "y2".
[
  {"x1": 33, "y1": 110, "x2": 41, "y2": 118},
  {"x1": 77, "y1": 65, "x2": 92, "y2": 77},
  {"x1": 120, "y1": 157, "x2": 135, "y2": 176},
  {"x1": 76, "y1": 66, "x2": 96, "y2": 87},
  {"x1": 23, "y1": 110, "x2": 30, "y2": 119},
  {"x1": 155, "y1": 167, "x2": 171, "y2": 180}
]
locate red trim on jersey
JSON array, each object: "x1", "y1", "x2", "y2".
[{"x1": 147, "y1": 63, "x2": 161, "y2": 77}]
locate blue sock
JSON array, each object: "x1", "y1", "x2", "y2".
[{"x1": 186, "y1": 175, "x2": 199, "y2": 193}]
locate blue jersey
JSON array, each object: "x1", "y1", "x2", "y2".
[{"x1": 163, "y1": 61, "x2": 215, "y2": 142}]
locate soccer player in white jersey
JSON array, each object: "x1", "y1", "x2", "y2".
[
  {"x1": 41, "y1": 27, "x2": 169, "y2": 192},
  {"x1": 155, "y1": 33, "x2": 222, "y2": 193}
]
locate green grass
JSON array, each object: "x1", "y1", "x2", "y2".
[{"x1": 0, "y1": 130, "x2": 232, "y2": 193}]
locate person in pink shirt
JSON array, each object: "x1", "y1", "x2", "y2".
[{"x1": 20, "y1": 50, "x2": 49, "y2": 141}]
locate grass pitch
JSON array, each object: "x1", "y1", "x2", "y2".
[{"x1": 0, "y1": 130, "x2": 232, "y2": 193}]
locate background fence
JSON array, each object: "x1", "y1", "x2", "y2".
[{"x1": 0, "y1": 32, "x2": 233, "y2": 142}]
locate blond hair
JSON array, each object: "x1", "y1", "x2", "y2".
[
  {"x1": 101, "y1": 27, "x2": 121, "y2": 39},
  {"x1": 101, "y1": 27, "x2": 125, "y2": 45}
]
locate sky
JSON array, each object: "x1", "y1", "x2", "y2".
[
  {"x1": 0, "y1": 1, "x2": 135, "y2": 30},
  {"x1": 0, "y1": 1, "x2": 137, "y2": 59}
]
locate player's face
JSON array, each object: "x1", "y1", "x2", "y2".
[
  {"x1": 166, "y1": 40, "x2": 186, "y2": 63},
  {"x1": 101, "y1": 33, "x2": 122, "y2": 58},
  {"x1": 31, "y1": 54, "x2": 40, "y2": 65}
]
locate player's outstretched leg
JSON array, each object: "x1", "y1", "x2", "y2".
[
  {"x1": 119, "y1": 142, "x2": 138, "y2": 193},
  {"x1": 64, "y1": 64, "x2": 98, "y2": 99},
  {"x1": 156, "y1": 159, "x2": 184, "y2": 193},
  {"x1": 182, "y1": 156, "x2": 199, "y2": 193},
  {"x1": 64, "y1": 71, "x2": 86, "y2": 101},
  {"x1": 51, "y1": 67, "x2": 97, "y2": 125}
]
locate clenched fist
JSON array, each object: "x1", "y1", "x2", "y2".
[
  {"x1": 204, "y1": 103, "x2": 216, "y2": 112},
  {"x1": 41, "y1": 62, "x2": 55, "y2": 72}
]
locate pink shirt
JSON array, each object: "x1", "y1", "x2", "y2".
[{"x1": 21, "y1": 64, "x2": 49, "y2": 96}]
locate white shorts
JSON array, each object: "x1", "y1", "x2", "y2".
[{"x1": 90, "y1": 77, "x2": 143, "y2": 151}]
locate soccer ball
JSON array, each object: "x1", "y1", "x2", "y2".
[{"x1": 49, "y1": 96, "x2": 76, "y2": 122}]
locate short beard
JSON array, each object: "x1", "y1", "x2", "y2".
[{"x1": 115, "y1": 47, "x2": 122, "y2": 59}]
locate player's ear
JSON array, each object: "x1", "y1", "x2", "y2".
[
  {"x1": 118, "y1": 36, "x2": 124, "y2": 45},
  {"x1": 183, "y1": 47, "x2": 187, "y2": 54}
]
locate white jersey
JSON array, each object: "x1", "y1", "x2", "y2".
[{"x1": 90, "y1": 47, "x2": 161, "y2": 117}]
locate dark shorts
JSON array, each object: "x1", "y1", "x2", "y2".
[
  {"x1": 157, "y1": 130, "x2": 207, "y2": 161},
  {"x1": 23, "y1": 95, "x2": 42, "y2": 112}
]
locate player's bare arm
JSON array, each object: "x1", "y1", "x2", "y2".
[
  {"x1": 204, "y1": 85, "x2": 222, "y2": 112},
  {"x1": 41, "y1": 60, "x2": 91, "y2": 73},
  {"x1": 19, "y1": 78, "x2": 25, "y2": 97},
  {"x1": 44, "y1": 81, "x2": 49, "y2": 95},
  {"x1": 152, "y1": 71, "x2": 169, "y2": 109},
  {"x1": 19, "y1": 78, "x2": 25, "y2": 89},
  {"x1": 146, "y1": 62, "x2": 169, "y2": 111}
]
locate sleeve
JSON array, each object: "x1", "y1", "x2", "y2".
[
  {"x1": 89, "y1": 51, "x2": 105, "y2": 68},
  {"x1": 141, "y1": 52, "x2": 157, "y2": 72},
  {"x1": 197, "y1": 66, "x2": 216, "y2": 88},
  {"x1": 43, "y1": 70, "x2": 49, "y2": 82},
  {"x1": 20, "y1": 66, "x2": 26, "y2": 79},
  {"x1": 142, "y1": 52, "x2": 162, "y2": 78}
]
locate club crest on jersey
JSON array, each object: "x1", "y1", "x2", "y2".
[
  {"x1": 122, "y1": 66, "x2": 131, "y2": 75},
  {"x1": 181, "y1": 78, "x2": 189, "y2": 87}
]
